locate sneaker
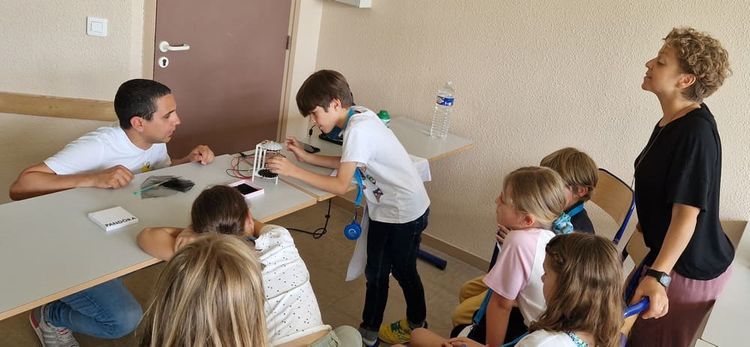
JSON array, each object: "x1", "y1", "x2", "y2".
[
  {"x1": 29, "y1": 306, "x2": 80, "y2": 347},
  {"x1": 359, "y1": 327, "x2": 380, "y2": 347},
  {"x1": 378, "y1": 318, "x2": 427, "y2": 345},
  {"x1": 362, "y1": 337, "x2": 379, "y2": 347}
]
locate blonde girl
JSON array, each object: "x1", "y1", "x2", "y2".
[
  {"x1": 410, "y1": 166, "x2": 571, "y2": 347},
  {"x1": 138, "y1": 234, "x2": 267, "y2": 347},
  {"x1": 137, "y1": 185, "x2": 360, "y2": 346}
]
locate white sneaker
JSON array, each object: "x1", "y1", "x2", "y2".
[{"x1": 29, "y1": 305, "x2": 80, "y2": 347}]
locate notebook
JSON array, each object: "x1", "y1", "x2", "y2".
[{"x1": 88, "y1": 206, "x2": 139, "y2": 233}]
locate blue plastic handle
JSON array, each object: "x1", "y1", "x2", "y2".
[{"x1": 624, "y1": 297, "x2": 650, "y2": 318}]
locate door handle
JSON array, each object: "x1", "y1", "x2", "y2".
[{"x1": 159, "y1": 41, "x2": 191, "y2": 53}]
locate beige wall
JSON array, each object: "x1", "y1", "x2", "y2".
[
  {"x1": 0, "y1": 0, "x2": 320, "y2": 203},
  {"x1": 2, "y1": 1, "x2": 748, "y2": 262},
  {"x1": 0, "y1": 1, "x2": 146, "y2": 203},
  {"x1": 315, "y1": 0, "x2": 750, "y2": 259},
  {"x1": 284, "y1": 0, "x2": 324, "y2": 139},
  {"x1": 0, "y1": 113, "x2": 112, "y2": 204},
  {"x1": 0, "y1": 1, "x2": 145, "y2": 100}
]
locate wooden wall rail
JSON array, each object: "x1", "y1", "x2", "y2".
[{"x1": 0, "y1": 92, "x2": 116, "y2": 121}]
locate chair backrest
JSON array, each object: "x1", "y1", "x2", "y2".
[
  {"x1": 590, "y1": 168, "x2": 636, "y2": 245},
  {"x1": 625, "y1": 224, "x2": 649, "y2": 266}
]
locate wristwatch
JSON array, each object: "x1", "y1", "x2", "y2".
[{"x1": 645, "y1": 269, "x2": 671, "y2": 288}]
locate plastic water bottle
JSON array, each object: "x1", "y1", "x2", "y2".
[{"x1": 429, "y1": 81, "x2": 455, "y2": 138}]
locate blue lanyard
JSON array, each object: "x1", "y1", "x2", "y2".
[
  {"x1": 354, "y1": 168, "x2": 364, "y2": 207},
  {"x1": 564, "y1": 331, "x2": 588, "y2": 347},
  {"x1": 344, "y1": 107, "x2": 365, "y2": 208},
  {"x1": 341, "y1": 106, "x2": 364, "y2": 207},
  {"x1": 567, "y1": 202, "x2": 584, "y2": 218},
  {"x1": 342, "y1": 107, "x2": 357, "y2": 130}
]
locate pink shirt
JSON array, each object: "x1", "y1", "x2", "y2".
[{"x1": 484, "y1": 228, "x2": 554, "y2": 326}]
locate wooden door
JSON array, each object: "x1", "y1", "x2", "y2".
[{"x1": 153, "y1": 0, "x2": 292, "y2": 157}]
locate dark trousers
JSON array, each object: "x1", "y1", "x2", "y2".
[{"x1": 360, "y1": 208, "x2": 429, "y2": 331}]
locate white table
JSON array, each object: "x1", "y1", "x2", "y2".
[
  {"x1": 0, "y1": 154, "x2": 316, "y2": 320},
  {"x1": 388, "y1": 117, "x2": 474, "y2": 162},
  {"x1": 699, "y1": 222, "x2": 750, "y2": 346},
  {"x1": 0, "y1": 117, "x2": 474, "y2": 321},
  {"x1": 283, "y1": 116, "x2": 473, "y2": 200}
]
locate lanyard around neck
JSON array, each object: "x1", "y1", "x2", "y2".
[{"x1": 341, "y1": 107, "x2": 357, "y2": 130}]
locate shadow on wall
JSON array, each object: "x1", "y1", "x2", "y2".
[{"x1": 0, "y1": 113, "x2": 111, "y2": 204}]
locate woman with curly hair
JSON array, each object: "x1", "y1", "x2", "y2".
[{"x1": 629, "y1": 27, "x2": 734, "y2": 346}]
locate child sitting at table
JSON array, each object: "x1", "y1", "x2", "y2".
[
  {"x1": 453, "y1": 147, "x2": 599, "y2": 328},
  {"x1": 408, "y1": 167, "x2": 572, "y2": 347},
  {"x1": 417, "y1": 232, "x2": 624, "y2": 347},
  {"x1": 137, "y1": 185, "x2": 361, "y2": 346},
  {"x1": 138, "y1": 234, "x2": 269, "y2": 347}
]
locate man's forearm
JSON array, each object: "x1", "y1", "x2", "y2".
[{"x1": 10, "y1": 171, "x2": 93, "y2": 200}]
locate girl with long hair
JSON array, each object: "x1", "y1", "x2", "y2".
[{"x1": 138, "y1": 234, "x2": 267, "y2": 347}]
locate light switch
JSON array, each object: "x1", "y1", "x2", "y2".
[{"x1": 87, "y1": 17, "x2": 108, "y2": 37}]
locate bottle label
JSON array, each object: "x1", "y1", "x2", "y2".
[{"x1": 436, "y1": 96, "x2": 454, "y2": 106}]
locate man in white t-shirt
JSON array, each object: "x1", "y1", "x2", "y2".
[
  {"x1": 11, "y1": 79, "x2": 214, "y2": 346},
  {"x1": 267, "y1": 70, "x2": 430, "y2": 347},
  {"x1": 9, "y1": 79, "x2": 214, "y2": 201}
]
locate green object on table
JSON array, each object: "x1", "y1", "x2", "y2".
[{"x1": 377, "y1": 109, "x2": 391, "y2": 127}]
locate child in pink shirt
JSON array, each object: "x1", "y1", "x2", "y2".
[{"x1": 408, "y1": 166, "x2": 572, "y2": 347}]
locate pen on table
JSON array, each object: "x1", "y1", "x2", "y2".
[{"x1": 133, "y1": 181, "x2": 166, "y2": 195}]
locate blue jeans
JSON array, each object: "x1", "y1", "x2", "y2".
[
  {"x1": 45, "y1": 278, "x2": 142, "y2": 339},
  {"x1": 361, "y1": 208, "x2": 429, "y2": 331}
]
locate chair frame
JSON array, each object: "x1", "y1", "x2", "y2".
[{"x1": 591, "y1": 168, "x2": 636, "y2": 245}]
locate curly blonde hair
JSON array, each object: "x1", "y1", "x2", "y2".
[{"x1": 664, "y1": 27, "x2": 731, "y2": 101}]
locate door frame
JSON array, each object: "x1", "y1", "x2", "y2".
[{"x1": 141, "y1": 0, "x2": 300, "y2": 143}]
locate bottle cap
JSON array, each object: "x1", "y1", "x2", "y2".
[{"x1": 377, "y1": 110, "x2": 391, "y2": 120}]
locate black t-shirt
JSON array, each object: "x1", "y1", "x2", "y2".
[{"x1": 633, "y1": 103, "x2": 734, "y2": 280}]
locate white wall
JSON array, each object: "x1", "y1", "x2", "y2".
[
  {"x1": 0, "y1": 1, "x2": 145, "y2": 203},
  {"x1": 0, "y1": 0, "x2": 321, "y2": 204},
  {"x1": 2, "y1": 0, "x2": 747, "y2": 261},
  {"x1": 315, "y1": 0, "x2": 750, "y2": 259},
  {"x1": 284, "y1": 0, "x2": 325, "y2": 139},
  {"x1": 0, "y1": 0, "x2": 145, "y2": 100}
]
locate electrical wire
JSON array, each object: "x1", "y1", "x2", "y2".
[
  {"x1": 227, "y1": 152, "x2": 332, "y2": 239},
  {"x1": 287, "y1": 199, "x2": 333, "y2": 239},
  {"x1": 226, "y1": 152, "x2": 254, "y2": 179}
]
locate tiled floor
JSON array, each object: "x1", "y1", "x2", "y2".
[{"x1": 0, "y1": 201, "x2": 484, "y2": 346}]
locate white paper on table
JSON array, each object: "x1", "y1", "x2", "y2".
[
  {"x1": 346, "y1": 204, "x2": 369, "y2": 281},
  {"x1": 409, "y1": 154, "x2": 431, "y2": 182}
]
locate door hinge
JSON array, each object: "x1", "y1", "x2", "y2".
[{"x1": 286, "y1": 35, "x2": 291, "y2": 50}]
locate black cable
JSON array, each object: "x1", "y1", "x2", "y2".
[
  {"x1": 229, "y1": 151, "x2": 332, "y2": 239},
  {"x1": 288, "y1": 199, "x2": 333, "y2": 239}
]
